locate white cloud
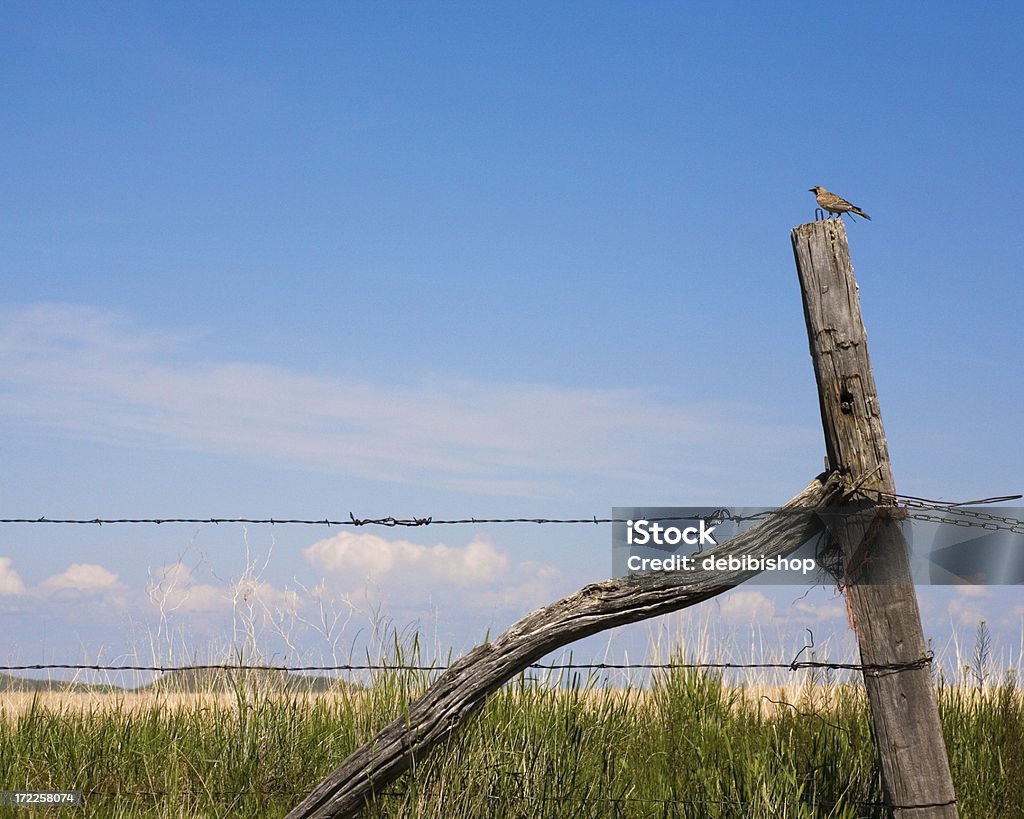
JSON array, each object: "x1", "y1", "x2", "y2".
[
  {"x1": 952, "y1": 584, "x2": 990, "y2": 599},
  {"x1": 146, "y1": 562, "x2": 301, "y2": 615},
  {"x1": 154, "y1": 562, "x2": 196, "y2": 588},
  {"x1": 469, "y1": 561, "x2": 561, "y2": 609},
  {"x1": 233, "y1": 579, "x2": 301, "y2": 615},
  {"x1": 0, "y1": 303, "x2": 815, "y2": 497},
  {"x1": 790, "y1": 598, "x2": 846, "y2": 621},
  {"x1": 0, "y1": 557, "x2": 26, "y2": 595},
  {"x1": 715, "y1": 590, "x2": 776, "y2": 622},
  {"x1": 40, "y1": 563, "x2": 119, "y2": 594},
  {"x1": 148, "y1": 562, "x2": 230, "y2": 613},
  {"x1": 305, "y1": 532, "x2": 558, "y2": 611},
  {"x1": 305, "y1": 532, "x2": 508, "y2": 586},
  {"x1": 707, "y1": 588, "x2": 845, "y2": 627},
  {"x1": 948, "y1": 594, "x2": 988, "y2": 626}
]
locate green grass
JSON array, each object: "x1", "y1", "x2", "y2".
[{"x1": 0, "y1": 657, "x2": 1021, "y2": 817}]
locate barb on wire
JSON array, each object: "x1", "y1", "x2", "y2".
[
  {"x1": 789, "y1": 628, "x2": 816, "y2": 667},
  {"x1": 348, "y1": 513, "x2": 432, "y2": 527}
]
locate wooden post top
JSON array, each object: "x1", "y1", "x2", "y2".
[{"x1": 791, "y1": 219, "x2": 895, "y2": 498}]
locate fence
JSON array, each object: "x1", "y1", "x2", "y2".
[{"x1": 1, "y1": 492, "x2": 1018, "y2": 682}]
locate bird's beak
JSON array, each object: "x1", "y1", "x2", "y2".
[{"x1": 807, "y1": 187, "x2": 815, "y2": 192}]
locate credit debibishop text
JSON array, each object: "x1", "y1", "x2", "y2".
[{"x1": 626, "y1": 553, "x2": 817, "y2": 574}]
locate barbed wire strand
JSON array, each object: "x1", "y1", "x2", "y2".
[
  {"x1": 0, "y1": 490, "x2": 1019, "y2": 529},
  {"x1": 0, "y1": 655, "x2": 931, "y2": 676}
]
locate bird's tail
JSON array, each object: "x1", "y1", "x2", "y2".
[{"x1": 852, "y1": 207, "x2": 871, "y2": 220}]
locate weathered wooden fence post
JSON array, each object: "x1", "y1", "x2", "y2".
[{"x1": 791, "y1": 219, "x2": 958, "y2": 818}]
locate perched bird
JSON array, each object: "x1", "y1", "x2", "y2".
[{"x1": 808, "y1": 185, "x2": 871, "y2": 221}]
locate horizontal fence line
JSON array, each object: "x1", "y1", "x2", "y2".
[
  {"x1": 0, "y1": 656, "x2": 931, "y2": 675},
  {"x1": 0, "y1": 491, "x2": 1020, "y2": 530},
  {"x1": 0, "y1": 512, "x2": 813, "y2": 526},
  {"x1": 0, "y1": 515, "x2": 613, "y2": 526}
]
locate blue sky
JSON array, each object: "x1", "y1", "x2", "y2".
[{"x1": 1, "y1": 3, "x2": 1021, "y2": 679}]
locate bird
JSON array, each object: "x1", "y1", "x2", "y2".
[{"x1": 808, "y1": 185, "x2": 871, "y2": 221}]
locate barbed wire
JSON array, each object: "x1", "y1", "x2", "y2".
[
  {"x1": 0, "y1": 656, "x2": 931, "y2": 677},
  {"x1": 0, "y1": 491, "x2": 1018, "y2": 530},
  {"x1": 0, "y1": 628, "x2": 932, "y2": 680},
  {"x1": 0, "y1": 513, "x2": 775, "y2": 526}
]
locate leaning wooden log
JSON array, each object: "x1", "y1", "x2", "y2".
[{"x1": 287, "y1": 471, "x2": 846, "y2": 819}]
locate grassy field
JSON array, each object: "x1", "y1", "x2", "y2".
[{"x1": 1, "y1": 658, "x2": 1022, "y2": 819}]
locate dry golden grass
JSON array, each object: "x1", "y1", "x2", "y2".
[
  {"x1": 0, "y1": 687, "x2": 363, "y2": 719},
  {"x1": 0, "y1": 680, "x2": 869, "y2": 720}
]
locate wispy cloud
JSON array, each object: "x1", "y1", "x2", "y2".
[{"x1": 0, "y1": 303, "x2": 815, "y2": 496}]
